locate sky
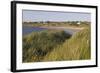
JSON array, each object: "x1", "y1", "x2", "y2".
[{"x1": 22, "y1": 10, "x2": 91, "y2": 22}]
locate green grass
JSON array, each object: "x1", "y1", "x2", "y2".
[
  {"x1": 22, "y1": 25, "x2": 91, "y2": 63},
  {"x1": 43, "y1": 27, "x2": 91, "y2": 61},
  {"x1": 23, "y1": 30, "x2": 71, "y2": 62}
]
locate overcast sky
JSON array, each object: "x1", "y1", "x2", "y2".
[{"x1": 22, "y1": 10, "x2": 91, "y2": 22}]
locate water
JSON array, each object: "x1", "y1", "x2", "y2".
[
  {"x1": 23, "y1": 26, "x2": 47, "y2": 35},
  {"x1": 23, "y1": 26, "x2": 79, "y2": 35}
]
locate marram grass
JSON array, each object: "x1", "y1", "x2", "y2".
[
  {"x1": 23, "y1": 28, "x2": 90, "y2": 63},
  {"x1": 43, "y1": 28, "x2": 91, "y2": 61},
  {"x1": 23, "y1": 30, "x2": 71, "y2": 62}
]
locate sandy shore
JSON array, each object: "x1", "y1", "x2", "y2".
[{"x1": 39, "y1": 26, "x2": 84, "y2": 30}]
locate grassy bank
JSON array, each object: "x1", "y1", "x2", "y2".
[
  {"x1": 44, "y1": 27, "x2": 91, "y2": 61},
  {"x1": 23, "y1": 30, "x2": 71, "y2": 62},
  {"x1": 23, "y1": 27, "x2": 91, "y2": 63}
]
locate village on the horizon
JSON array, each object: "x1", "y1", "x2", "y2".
[{"x1": 23, "y1": 21, "x2": 90, "y2": 25}]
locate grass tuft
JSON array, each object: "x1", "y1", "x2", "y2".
[{"x1": 43, "y1": 28, "x2": 91, "y2": 61}]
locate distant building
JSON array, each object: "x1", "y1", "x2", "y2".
[{"x1": 77, "y1": 22, "x2": 81, "y2": 25}]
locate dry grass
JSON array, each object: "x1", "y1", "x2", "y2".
[{"x1": 43, "y1": 27, "x2": 91, "y2": 61}]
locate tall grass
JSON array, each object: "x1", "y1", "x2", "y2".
[
  {"x1": 43, "y1": 27, "x2": 91, "y2": 61},
  {"x1": 23, "y1": 26, "x2": 91, "y2": 62},
  {"x1": 23, "y1": 30, "x2": 71, "y2": 62}
]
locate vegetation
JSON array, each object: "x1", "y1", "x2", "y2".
[
  {"x1": 43, "y1": 27, "x2": 90, "y2": 61},
  {"x1": 23, "y1": 21, "x2": 90, "y2": 27},
  {"x1": 22, "y1": 22, "x2": 91, "y2": 63},
  {"x1": 23, "y1": 30, "x2": 71, "y2": 62}
]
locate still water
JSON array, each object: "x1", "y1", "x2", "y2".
[{"x1": 23, "y1": 26, "x2": 79, "y2": 35}]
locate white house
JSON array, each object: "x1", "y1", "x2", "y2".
[{"x1": 77, "y1": 22, "x2": 81, "y2": 25}]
